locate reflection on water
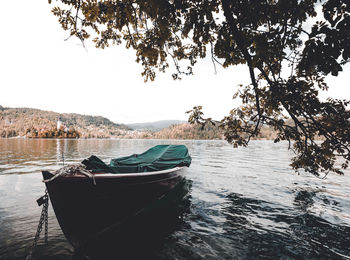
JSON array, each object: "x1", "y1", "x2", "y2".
[{"x1": 0, "y1": 139, "x2": 350, "y2": 259}]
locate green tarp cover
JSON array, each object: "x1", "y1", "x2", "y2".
[{"x1": 82, "y1": 145, "x2": 191, "y2": 174}]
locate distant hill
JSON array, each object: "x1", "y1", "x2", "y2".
[
  {"x1": 127, "y1": 120, "x2": 187, "y2": 131},
  {"x1": 125, "y1": 122, "x2": 278, "y2": 140},
  {"x1": 153, "y1": 123, "x2": 223, "y2": 139},
  {"x1": 0, "y1": 106, "x2": 283, "y2": 140},
  {"x1": 0, "y1": 106, "x2": 129, "y2": 138}
]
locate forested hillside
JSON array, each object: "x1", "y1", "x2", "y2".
[
  {"x1": 154, "y1": 123, "x2": 223, "y2": 139},
  {"x1": 0, "y1": 106, "x2": 128, "y2": 138},
  {"x1": 124, "y1": 123, "x2": 278, "y2": 140},
  {"x1": 0, "y1": 106, "x2": 280, "y2": 140}
]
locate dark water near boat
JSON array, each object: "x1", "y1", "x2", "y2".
[{"x1": 0, "y1": 139, "x2": 350, "y2": 260}]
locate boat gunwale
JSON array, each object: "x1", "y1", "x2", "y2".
[{"x1": 44, "y1": 166, "x2": 185, "y2": 179}]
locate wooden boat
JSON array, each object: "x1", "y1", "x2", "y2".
[{"x1": 42, "y1": 145, "x2": 191, "y2": 251}]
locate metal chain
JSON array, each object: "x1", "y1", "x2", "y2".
[
  {"x1": 44, "y1": 196, "x2": 49, "y2": 245},
  {"x1": 26, "y1": 190, "x2": 49, "y2": 260}
]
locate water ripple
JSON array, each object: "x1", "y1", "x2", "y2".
[{"x1": 0, "y1": 139, "x2": 349, "y2": 259}]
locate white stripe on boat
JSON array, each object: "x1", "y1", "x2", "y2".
[{"x1": 60, "y1": 166, "x2": 184, "y2": 179}]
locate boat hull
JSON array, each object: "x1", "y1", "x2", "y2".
[{"x1": 42, "y1": 167, "x2": 186, "y2": 250}]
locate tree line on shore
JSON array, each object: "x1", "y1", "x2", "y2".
[
  {"x1": 0, "y1": 107, "x2": 128, "y2": 139},
  {"x1": 0, "y1": 106, "x2": 283, "y2": 140}
]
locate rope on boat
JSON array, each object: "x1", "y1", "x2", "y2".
[
  {"x1": 43, "y1": 163, "x2": 96, "y2": 185},
  {"x1": 26, "y1": 190, "x2": 49, "y2": 260}
]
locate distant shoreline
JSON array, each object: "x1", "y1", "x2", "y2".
[
  {"x1": 0, "y1": 105, "x2": 281, "y2": 140},
  {"x1": 0, "y1": 136, "x2": 277, "y2": 141}
]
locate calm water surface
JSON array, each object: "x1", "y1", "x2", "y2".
[{"x1": 0, "y1": 139, "x2": 349, "y2": 259}]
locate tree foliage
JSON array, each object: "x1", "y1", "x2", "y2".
[{"x1": 49, "y1": 0, "x2": 350, "y2": 176}]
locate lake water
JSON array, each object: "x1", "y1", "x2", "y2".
[{"x1": 0, "y1": 139, "x2": 349, "y2": 259}]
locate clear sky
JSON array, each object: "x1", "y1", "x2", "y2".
[{"x1": 0, "y1": 1, "x2": 349, "y2": 124}]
